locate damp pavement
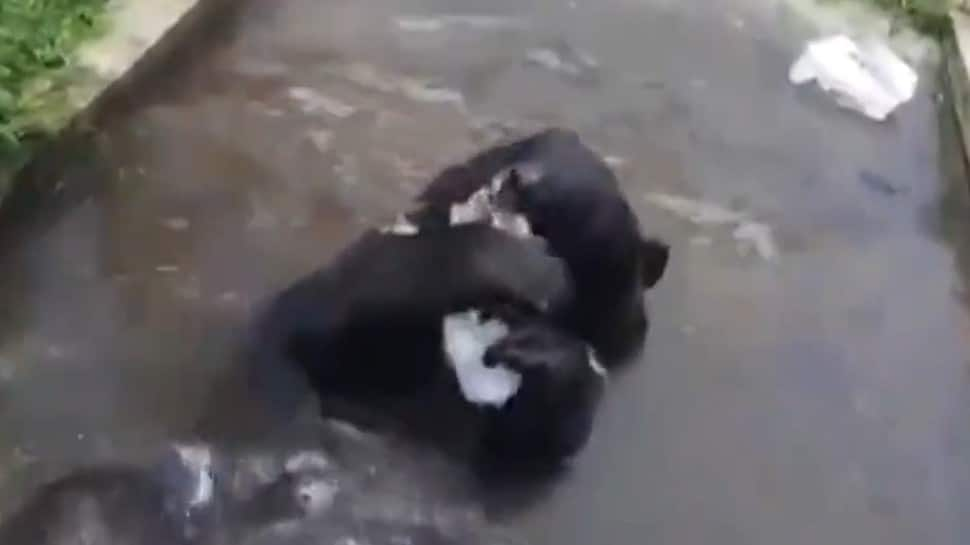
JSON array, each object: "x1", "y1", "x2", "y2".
[{"x1": 0, "y1": 0, "x2": 968, "y2": 544}]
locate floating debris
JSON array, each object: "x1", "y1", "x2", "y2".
[
  {"x1": 525, "y1": 41, "x2": 600, "y2": 83},
  {"x1": 307, "y1": 129, "x2": 334, "y2": 153},
  {"x1": 173, "y1": 444, "x2": 215, "y2": 508},
  {"x1": 732, "y1": 222, "x2": 778, "y2": 263},
  {"x1": 161, "y1": 217, "x2": 190, "y2": 231},
  {"x1": 400, "y1": 81, "x2": 466, "y2": 111},
  {"x1": 644, "y1": 192, "x2": 779, "y2": 263},
  {"x1": 789, "y1": 35, "x2": 917, "y2": 121},
  {"x1": 287, "y1": 87, "x2": 356, "y2": 118},
  {"x1": 448, "y1": 182, "x2": 532, "y2": 238},
  {"x1": 643, "y1": 193, "x2": 745, "y2": 225},
  {"x1": 325, "y1": 62, "x2": 467, "y2": 114},
  {"x1": 393, "y1": 15, "x2": 528, "y2": 33},
  {"x1": 380, "y1": 215, "x2": 420, "y2": 236}
]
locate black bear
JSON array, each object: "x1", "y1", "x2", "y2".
[
  {"x1": 441, "y1": 305, "x2": 607, "y2": 467},
  {"x1": 252, "y1": 223, "x2": 570, "y2": 398},
  {"x1": 249, "y1": 222, "x2": 604, "y2": 465},
  {"x1": 418, "y1": 128, "x2": 670, "y2": 363},
  {"x1": 0, "y1": 444, "x2": 329, "y2": 545}
]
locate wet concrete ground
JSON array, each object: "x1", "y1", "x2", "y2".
[{"x1": 0, "y1": 0, "x2": 969, "y2": 543}]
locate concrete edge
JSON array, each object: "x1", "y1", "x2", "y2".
[
  {"x1": 77, "y1": 0, "x2": 239, "y2": 128},
  {"x1": 947, "y1": 10, "x2": 970, "y2": 165},
  {"x1": 0, "y1": 0, "x2": 238, "y2": 208}
]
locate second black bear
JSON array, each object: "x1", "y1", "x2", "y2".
[
  {"x1": 418, "y1": 128, "x2": 670, "y2": 363},
  {"x1": 249, "y1": 222, "x2": 604, "y2": 465}
]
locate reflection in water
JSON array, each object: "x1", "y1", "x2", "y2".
[{"x1": 0, "y1": 422, "x2": 525, "y2": 545}]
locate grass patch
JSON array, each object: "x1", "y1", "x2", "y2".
[
  {"x1": 0, "y1": 0, "x2": 109, "y2": 162},
  {"x1": 864, "y1": 0, "x2": 954, "y2": 36}
]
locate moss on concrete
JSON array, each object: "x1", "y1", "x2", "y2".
[
  {"x1": 0, "y1": 0, "x2": 110, "y2": 160},
  {"x1": 858, "y1": 0, "x2": 954, "y2": 34}
]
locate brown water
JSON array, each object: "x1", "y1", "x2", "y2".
[{"x1": 0, "y1": 0, "x2": 968, "y2": 544}]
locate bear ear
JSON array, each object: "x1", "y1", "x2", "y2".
[
  {"x1": 638, "y1": 237, "x2": 670, "y2": 289},
  {"x1": 491, "y1": 166, "x2": 521, "y2": 194},
  {"x1": 505, "y1": 167, "x2": 522, "y2": 189}
]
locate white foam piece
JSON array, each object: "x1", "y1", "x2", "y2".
[
  {"x1": 490, "y1": 211, "x2": 531, "y2": 237},
  {"x1": 789, "y1": 35, "x2": 917, "y2": 121},
  {"x1": 174, "y1": 444, "x2": 214, "y2": 507},
  {"x1": 380, "y1": 214, "x2": 420, "y2": 236},
  {"x1": 393, "y1": 15, "x2": 528, "y2": 33},
  {"x1": 448, "y1": 182, "x2": 532, "y2": 238},
  {"x1": 449, "y1": 187, "x2": 493, "y2": 225},
  {"x1": 442, "y1": 311, "x2": 521, "y2": 407}
]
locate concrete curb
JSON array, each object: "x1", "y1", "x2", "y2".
[
  {"x1": 948, "y1": 10, "x2": 970, "y2": 164},
  {"x1": 0, "y1": 0, "x2": 237, "y2": 205}
]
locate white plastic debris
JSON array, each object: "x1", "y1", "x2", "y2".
[
  {"x1": 449, "y1": 182, "x2": 532, "y2": 238},
  {"x1": 491, "y1": 211, "x2": 531, "y2": 238},
  {"x1": 174, "y1": 444, "x2": 215, "y2": 508},
  {"x1": 399, "y1": 81, "x2": 466, "y2": 111},
  {"x1": 643, "y1": 193, "x2": 745, "y2": 226},
  {"x1": 380, "y1": 214, "x2": 420, "y2": 236},
  {"x1": 449, "y1": 187, "x2": 493, "y2": 225},
  {"x1": 789, "y1": 35, "x2": 918, "y2": 121},
  {"x1": 287, "y1": 87, "x2": 356, "y2": 118},
  {"x1": 732, "y1": 221, "x2": 778, "y2": 263},
  {"x1": 525, "y1": 44, "x2": 599, "y2": 81},
  {"x1": 393, "y1": 15, "x2": 528, "y2": 33},
  {"x1": 644, "y1": 192, "x2": 779, "y2": 263},
  {"x1": 442, "y1": 311, "x2": 521, "y2": 407}
]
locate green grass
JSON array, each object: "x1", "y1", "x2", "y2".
[
  {"x1": 0, "y1": 0, "x2": 109, "y2": 162},
  {"x1": 864, "y1": 0, "x2": 954, "y2": 35}
]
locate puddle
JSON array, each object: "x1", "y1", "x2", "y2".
[{"x1": 0, "y1": 0, "x2": 968, "y2": 544}]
